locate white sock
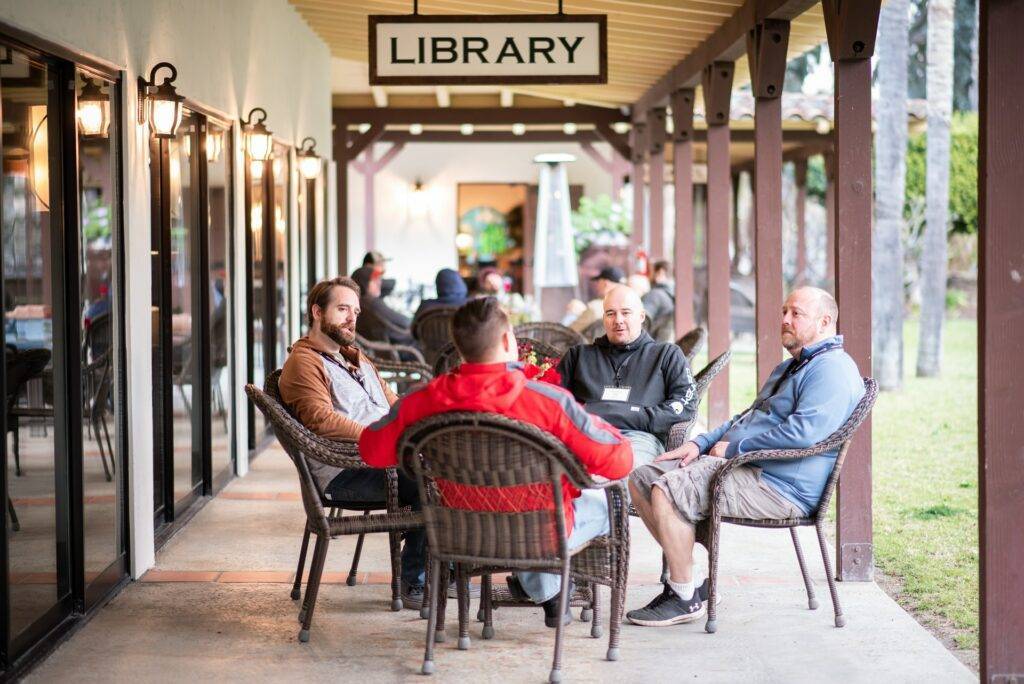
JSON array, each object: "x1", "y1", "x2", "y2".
[{"x1": 667, "y1": 578, "x2": 695, "y2": 600}]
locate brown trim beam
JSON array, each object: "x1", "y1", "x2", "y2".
[
  {"x1": 794, "y1": 158, "x2": 808, "y2": 285},
  {"x1": 334, "y1": 106, "x2": 627, "y2": 126},
  {"x1": 672, "y1": 88, "x2": 697, "y2": 337},
  {"x1": 378, "y1": 128, "x2": 831, "y2": 147},
  {"x1": 333, "y1": 125, "x2": 349, "y2": 274},
  {"x1": 978, "y1": 1, "x2": 1024, "y2": 679},
  {"x1": 647, "y1": 108, "x2": 668, "y2": 261},
  {"x1": 630, "y1": 122, "x2": 647, "y2": 258}
]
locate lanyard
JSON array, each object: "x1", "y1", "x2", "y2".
[{"x1": 744, "y1": 343, "x2": 840, "y2": 418}]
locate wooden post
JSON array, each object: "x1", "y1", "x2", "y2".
[
  {"x1": 333, "y1": 124, "x2": 349, "y2": 274},
  {"x1": 351, "y1": 142, "x2": 405, "y2": 257},
  {"x1": 824, "y1": 152, "x2": 836, "y2": 288},
  {"x1": 702, "y1": 61, "x2": 734, "y2": 425},
  {"x1": 630, "y1": 122, "x2": 647, "y2": 258},
  {"x1": 671, "y1": 88, "x2": 696, "y2": 336},
  {"x1": 794, "y1": 158, "x2": 809, "y2": 285},
  {"x1": 824, "y1": 0, "x2": 882, "y2": 582},
  {"x1": 647, "y1": 108, "x2": 667, "y2": 262},
  {"x1": 979, "y1": 1, "x2": 1024, "y2": 679},
  {"x1": 579, "y1": 140, "x2": 629, "y2": 202},
  {"x1": 749, "y1": 18, "x2": 790, "y2": 387}
]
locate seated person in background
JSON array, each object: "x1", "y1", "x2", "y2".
[
  {"x1": 627, "y1": 273, "x2": 651, "y2": 297},
  {"x1": 558, "y1": 285, "x2": 696, "y2": 469},
  {"x1": 477, "y1": 266, "x2": 507, "y2": 299},
  {"x1": 363, "y1": 250, "x2": 396, "y2": 297},
  {"x1": 626, "y1": 287, "x2": 865, "y2": 627},
  {"x1": 351, "y1": 265, "x2": 415, "y2": 347},
  {"x1": 279, "y1": 277, "x2": 427, "y2": 609},
  {"x1": 359, "y1": 297, "x2": 633, "y2": 628},
  {"x1": 412, "y1": 268, "x2": 468, "y2": 323},
  {"x1": 642, "y1": 260, "x2": 676, "y2": 343},
  {"x1": 564, "y1": 266, "x2": 626, "y2": 333}
]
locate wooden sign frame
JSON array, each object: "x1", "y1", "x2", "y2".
[{"x1": 368, "y1": 14, "x2": 607, "y2": 85}]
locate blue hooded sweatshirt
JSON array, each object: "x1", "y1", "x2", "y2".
[
  {"x1": 693, "y1": 335, "x2": 864, "y2": 514},
  {"x1": 414, "y1": 268, "x2": 468, "y2": 319}
]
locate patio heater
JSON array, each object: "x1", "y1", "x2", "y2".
[{"x1": 532, "y1": 153, "x2": 578, "y2": 319}]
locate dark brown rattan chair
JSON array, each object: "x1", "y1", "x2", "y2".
[
  {"x1": 664, "y1": 349, "x2": 733, "y2": 451},
  {"x1": 675, "y1": 326, "x2": 707, "y2": 363},
  {"x1": 245, "y1": 372, "x2": 424, "y2": 643},
  {"x1": 432, "y1": 337, "x2": 562, "y2": 377},
  {"x1": 398, "y1": 412, "x2": 629, "y2": 683},
  {"x1": 374, "y1": 359, "x2": 434, "y2": 397},
  {"x1": 513, "y1": 322, "x2": 585, "y2": 354},
  {"x1": 580, "y1": 319, "x2": 605, "y2": 343},
  {"x1": 411, "y1": 306, "x2": 458, "y2": 367},
  {"x1": 355, "y1": 332, "x2": 426, "y2": 365},
  {"x1": 699, "y1": 377, "x2": 878, "y2": 633}
]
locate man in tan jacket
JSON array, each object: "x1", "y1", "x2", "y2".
[{"x1": 279, "y1": 276, "x2": 427, "y2": 609}]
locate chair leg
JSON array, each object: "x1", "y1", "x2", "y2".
[
  {"x1": 705, "y1": 519, "x2": 720, "y2": 634},
  {"x1": 481, "y1": 574, "x2": 494, "y2": 639},
  {"x1": 580, "y1": 580, "x2": 592, "y2": 622},
  {"x1": 608, "y1": 545, "x2": 627, "y2": 661},
  {"x1": 387, "y1": 528, "x2": 402, "y2": 611},
  {"x1": 434, "y1": 563, "x2": 450, "y2": 643},
  {"x1": 298, "y1": 535, "x2": 329, "y2": 643},
  {"x1": 7, "y1": 496, "x2": 19, "y2": 532},
  {"x1": 420, "y1": 550, "x2": 432, "y2": 620},
  {"x1": 816, "y1": 521, "x2": 846, "y2": 628},
  {"x1": 790, "y1": 527, "x2": 818, "y2": 610},
  {"x1": 549, "y1": 559, "x2": 572, "y2": 683},
  {"x1": 291, "y1": 527, "x2": 311, "y2": 601},
  {"x1": 347, "y1": 511, "x2": 370, "y2": 586},
  {"x1": 100, "y1": 415, "x2": 115, "y2": 475},
  {"x1": 589, "y1": 583, "x2": 603, "y2": 638},
  {"x1": 476, "y1": 572, "x2": 488, "y2": 622},
  {"x1": 422, "y1": 558, "x2": 442, "y2": 675},
  {"x1": 456, "y1": 564, "x2": 470, "y2": 650}
]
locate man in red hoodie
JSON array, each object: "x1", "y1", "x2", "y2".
[{"x1": 359, "y1": 297, "x2": 633, "y2": 627}]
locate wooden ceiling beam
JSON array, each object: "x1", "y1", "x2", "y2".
[{"x1": 333, "y1": 106, "x2": 629, "y2": 125}]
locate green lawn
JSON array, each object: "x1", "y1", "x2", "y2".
[{"x1": 695, "y1": 319, "x2": 979, "y2": 654}]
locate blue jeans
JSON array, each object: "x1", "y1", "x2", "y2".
[
  {"x1": 622, "y1": 430, "x2": 665, "y2": 469},
  {"x1": 325, "y1": 469, "x2": 426, "y2": 586},
  {"x1": 517, "y1": 488, "x2": 611, "y2": 603}
]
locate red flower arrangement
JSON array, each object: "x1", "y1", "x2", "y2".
[{"x1": 519, "y1": 342, "x2": 562, "y2": 385}]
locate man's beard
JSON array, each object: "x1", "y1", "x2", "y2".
[{"x1": 322, "y1": 321, "x2": 356, "y2": 347}]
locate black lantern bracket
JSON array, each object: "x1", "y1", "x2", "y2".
[{"x1": 137, "y1": 61, "x2": 179, "y2": 125}]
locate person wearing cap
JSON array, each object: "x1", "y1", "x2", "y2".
[
  {"x1": 558, "y1": 284, "x2": 697, "y2": 471},
  {"x1": 565, "y1": 266, "x2": 626, "y2": 333},
  {"x1": 351, "y1": 265, "x2": 416, "y2": 348},
  {"x1": 362, "y1": 251, "x2": 396, "y2": 298}
]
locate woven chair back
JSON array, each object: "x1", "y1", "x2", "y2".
[
  {"x1": 432, "y1": 337, "x2": 562, "y2": 376},
  {"x1": 247, "y1": 371, "x2": 331, "y2": 536},
  {"x1": 581, "y1": 320, "x2": 604, "y2": 343},
  {"x1": 811, "y1": 377, "x2": 878, "y2": 518},
  {"x1": 398, "y1": 412, "x2": 591, "y2": 569},
  {"x1": 412, "y1": 306, "x2": 458, "y2": 366},
  {"x1": 693, "y1": 350, "x2": 732, "y2": 399},
  {"x1": 513, "y1": 322, "x2": 585, "y2": 354},
  {"x1": 676, "y1": 327, "x2": 707, "y2": 362},
  {"x1": 375, "y1": 360, "x2": 434, "y2": 396}
]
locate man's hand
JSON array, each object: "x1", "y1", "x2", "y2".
[
  {"x1": 708, "y1": 441, "x2": 730, "y2": 457},
  {"x1": 654, "y1": 440, "x2": 701, "y2": 466}
]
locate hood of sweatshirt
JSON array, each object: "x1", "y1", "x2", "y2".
[
  {"x1": 434, "y1": 268, "x2": 468, "y2": 302},
  {"x1": 426, "y1": 361, "x2": 525, "y2": 412}
]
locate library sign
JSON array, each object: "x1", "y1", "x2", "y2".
[{"x1": 369, "y1": 14, "x2": 607, "y2": 85}]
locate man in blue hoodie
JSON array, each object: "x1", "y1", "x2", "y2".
[
  {"x1": 626, "y1": 286, "x2": 865, "y2": 627},
  {"x1": 412, "y1": 268, "x2": 468, "y2": 322}
]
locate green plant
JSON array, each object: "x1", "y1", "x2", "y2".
[
  {"x1": 570, "y1": 194, "x2": 631, "y2": 254},
  {"x1": 904, "y1": 112, "x2": 978, "y2": 235}
]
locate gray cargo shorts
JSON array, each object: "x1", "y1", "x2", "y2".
[{"x1": 630, "y1": 456, "x2": 803, "y2": 525}]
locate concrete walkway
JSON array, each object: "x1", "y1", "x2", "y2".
[{"x1": 31, "y1": 446, "x2": 973, "y2": 683}]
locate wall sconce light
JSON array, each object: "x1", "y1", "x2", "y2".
[
  {"x1": 77, "y1": 77, "x2": 110, "y2": 138},
  {"x1": 512, "y1": 123, "x2": 526, "y2": 136},
  {"x1": 460, "y1": 123, "x2": 474, "y2": 136},
  {"x1": 409, "y1": 179, "x2": 428, "y2": 219},
  {"x1": 297, "y1": 137, "x2": 322, "y2": 180},
  {"x1": 562, "y1": 122, "x2": 578, "y2": 135},
  {"x1": 206, "y1": 128, "x2": 223, "y2": 162},
  {"x1": 29, "y1": 105, "x2": 49, "y2": 209},
  {"x1": 242, "y1": 107, "x2": 273, "y2": 162},
  {"x1": 250, "y1": 159, "x2": 264, "y2": 180},
  {"x1": 409, "y1": 123, "x2": 423, "y2": 135},
  {"x1": 137, "y1": 62, "x2": 184, "y2": 139}
]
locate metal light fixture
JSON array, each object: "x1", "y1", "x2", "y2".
[
  {"x1": 563, "y1": 122, "x2": 578, "y2": 135},
  {"x1": 250, "y1": 160, "x2": 264, "y2": 180},
  {"x1": 297, "y1": 137, "x2": 322, "y2": 180},
  {"x1": 206, "y1": 128, "x2": 224, "y2": 162},
  {"x1": 242, "y1": 107, "x2": 273, "y2": 162},
  {"x1": 460, "y1": 123, "x2": 474, "y2": 136},
  {"x1": 409, "y1": 123, "x2": 423, "y2": 135},
  {"x1": 512, "y1": 123, "x2": 526, "y2": 136},
  {"x1": 137, "y1": 62, "x2": 185, "y2": 138},
  {"x1": 77, "y1": 77, "x2": 110, "y2": 138}
]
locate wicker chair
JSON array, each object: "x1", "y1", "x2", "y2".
[
  {"x1": 355, "y1": 332, "x2": 426, "y2": 365},
  {"x1": 698, "y1": 377, "x2": 878, "y2": 633},
  {"x1": 579, "y1": 320, "x2": 605, "y2": 343},
  {"x1": 675, "y1": 326, "x2": 707, "y2": 363},
  {"x1": 397, "y1": 412, "x2": 629, "y2": 683},
  {"x1": 513, "y1": 322, "x2": 585, "y2": 354},
  {"x1": 245, "y1": 372, "x2": 425, "y2": 643},
  {"x1": 411, "y1": 306, "x2": 458, "y2": 367},
  {"x1": 374, "y1": 359, "x2": 434, "y2": 397},
  {"x1": 432, "y1": 337, "x2": 562, "y2": 377},
  {"x1": 663, "y1": 350, "x2": 733, "y2": 451}
]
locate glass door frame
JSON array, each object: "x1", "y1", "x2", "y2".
[{"x1": 0, "y1": 26, "x2": 129, "y2": 676}]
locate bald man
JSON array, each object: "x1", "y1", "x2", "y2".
[
  {"x1": 558, "y1": 285, "x2": 697, "y2": 469},
  {"x1": 626, "y1": 287, "x2": 865, "y2": 627}
]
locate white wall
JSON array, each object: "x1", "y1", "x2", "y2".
[
  {"x1": 0, "y1": 0, "x2": 332, "y2": 577},
  {"x1": 345, "y1": 142, "x2": 617, "y2": 285}
]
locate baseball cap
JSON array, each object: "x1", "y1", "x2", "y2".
[
  {"x1": 590, "y1": 266, "x2": 626, "y2": 283},
  {"x1": 362, "y1": 250, "x2": 391, "y2": 267}
]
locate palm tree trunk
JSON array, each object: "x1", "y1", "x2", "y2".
[
  {"x1": 917, "y1": 0, "x2": 954, "y2": 378},
  {"x1": 873, "y1": 0, "x2": 910, "y2": 391}
]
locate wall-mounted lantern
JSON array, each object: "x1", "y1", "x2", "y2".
[
  {"x1": 138, "y1": 62, "x2": 184, "y2": 139},
  {"x1": 77, "y1": 77, "x2": 110, "y2": 138},
  {"x1": 297, "y1": 137, "x2": 322, "y2": 180},
  {"x1": 242, "y1": 107, "x2": 273, "y2": 162},
  {"x1": 206, "y1": 128, "x2": 224, "y2": 163}
]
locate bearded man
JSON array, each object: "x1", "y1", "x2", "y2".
[{"x1": 279, "y1": 276, "x2": 428, "y2": 610}]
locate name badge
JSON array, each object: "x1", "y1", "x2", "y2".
[{"x1": 601, "y1": 386, "x2": 631, "y2": 402}]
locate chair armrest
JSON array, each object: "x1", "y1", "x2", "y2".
[
  {"x1": 302, "y1": 434, "x2": 366, "y2": 470},
  {"x1": 666, "y1": 418, "x2": 696, "y2": 451}
]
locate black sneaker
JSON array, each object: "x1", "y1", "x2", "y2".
[
  {"x1": 505, "y1": 575, "x2": 530, "y2": 602},
  {"x1": 401, "y1": 581, "x2": 425, "y2": 611},
  {"x1": 626, "y1": 584, "x2": 705, "y2": 627},
  {"x1": 541, "y1": 582, "x2": 575, "y2": 628}
]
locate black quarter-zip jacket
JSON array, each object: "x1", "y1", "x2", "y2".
[{"x1": 557, "y1": 330, "x2": 697, "y2": 442}]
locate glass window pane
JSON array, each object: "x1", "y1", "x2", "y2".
[
  {"x1": 250, "y1": 159, "x2": 266, "y2": 440},
  {"x1": 206, "y1": 123, "x2": 232, "y2": 480},
  {"x1": 272, "y1": 146, "x2": 290, "y2": 368}
]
